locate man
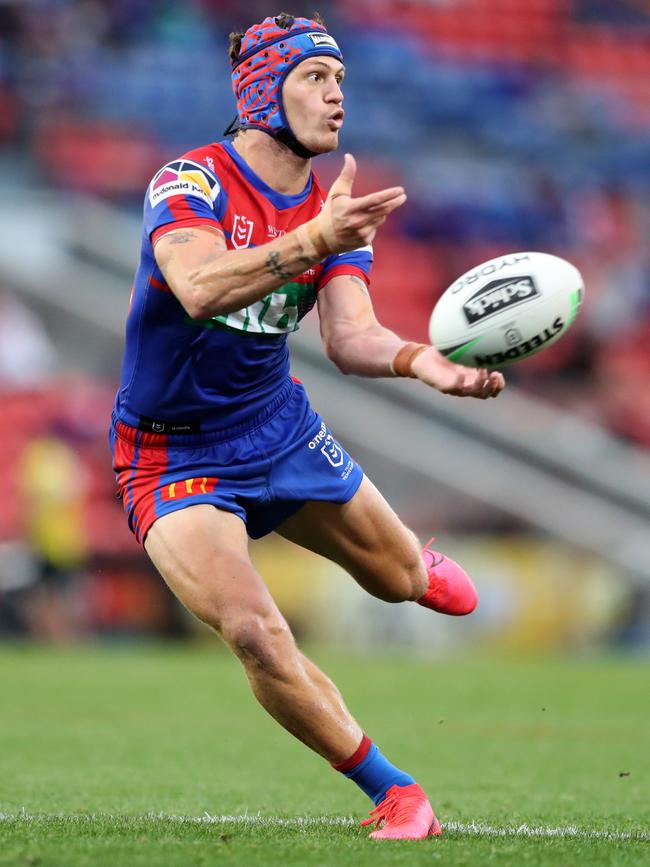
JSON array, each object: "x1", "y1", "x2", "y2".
[{"x1": 110, "y1": 13, "x2": 505, "y2": 840}]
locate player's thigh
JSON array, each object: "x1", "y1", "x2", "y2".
[
  {"x1": 144, "y1": 504, "x2": 291, "y2": 654},
  {"x1": 276, "y1": 476, "x2": 426, "y2": 602}
]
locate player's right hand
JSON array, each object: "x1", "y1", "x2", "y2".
[
  {"x1": 316, "y1": 153, "x2": 407, "y2": 254},
  {"x1": 410, "y1": 346, "x2": 506, "y2": 398}
]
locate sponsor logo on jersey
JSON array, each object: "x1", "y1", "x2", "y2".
[
  {"x1": 473, "y1": 316, "x2": 565, "y2": 365},
  {"x1": 463, "y1": 276, "x2": 539, "y2": 325},
  {"x1": 212, "y1": 279, "x2": 317, "y2": 334},
  {"x1": 309, "y1": 33, "x2": 340, "y2": 50},
  {"x1": 232, "y1": 215, "x2": 255, "y2": 249},
  {"x1": 149, "y1": 159, "x2": 220, "y2": 208}
]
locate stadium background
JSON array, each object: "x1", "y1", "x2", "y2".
[{"x1": 0, "y1": 0, "x2": 649, "y2": 652}]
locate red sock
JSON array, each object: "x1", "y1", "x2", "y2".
[{"x1": 331, "y1": 734, "x2": 372, "y2": 772}]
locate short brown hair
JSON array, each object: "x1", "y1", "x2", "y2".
[{"x1": 228, "y1": 12, "x2": 326, "y2": 65}]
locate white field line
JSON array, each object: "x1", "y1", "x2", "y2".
[
  {"x1": 443, "y1": 821, "x2": 650, "y2": 843},
  {"x1": 0, "y1": 812, "x2": 649, "y2": 843}
]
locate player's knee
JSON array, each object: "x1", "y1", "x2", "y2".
[{"x1": 223, "y1": 614, "x2": 296, "y2": 678}]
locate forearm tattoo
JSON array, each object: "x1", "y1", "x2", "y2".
[
  {"x1": 265, "y1": 251, "x2": 293, "y2": 281},
  {"x1": 295, "y1": 239, "x2": 315, "y2": 271}
]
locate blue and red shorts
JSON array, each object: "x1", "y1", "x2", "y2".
[{"x1": 109, "y1": 379, "x2": 363, "y2": 546}]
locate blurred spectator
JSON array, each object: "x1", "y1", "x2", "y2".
[
  {"x1": 0, "y1": 290, "x2": 58, "y2": 385},
  {"x1": 17, "y1": 433, "x2": 90, "y2": 640}
]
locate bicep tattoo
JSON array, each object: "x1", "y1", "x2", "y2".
[
  {"x1": 166, "y1": 230, "x2": 199, "y2": 245},
  {"x1": 349, "y1": 275, "x2": 370, "y2": 296}
]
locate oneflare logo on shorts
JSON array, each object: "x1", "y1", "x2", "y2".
[
  {"x1": 149, "y1": 160, "x2": 221, "y2": 208},
  {"x1": 308, "y1": 423, "x2": 344, "y2": 468}
]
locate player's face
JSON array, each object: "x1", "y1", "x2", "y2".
[{"x1": 282, "y1": 56, "x2": 345, "y2": 154}]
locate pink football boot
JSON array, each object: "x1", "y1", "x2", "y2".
[
  {"x1": 417, "y1": 538, "x2": 478, "y2": 616},
  {"x1": 361, "y1": 783, "x2": 442, "y2": 840}
]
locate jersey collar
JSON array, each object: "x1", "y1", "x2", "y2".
[{"x1": 222, "y1": 140, "x2": 313, "y2": 210}]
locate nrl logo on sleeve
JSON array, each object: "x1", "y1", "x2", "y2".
[
  {"x1": 149, "y1": 159, "x2": 220, "y2": 208},
  {"x1": 463, "y1": 276, "x2": 540, "y2": 325}
]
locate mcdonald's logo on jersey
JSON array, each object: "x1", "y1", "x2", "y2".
[
  {"x1": 149, "y1": 160, "x2": 221, "y2": 208},
  {"x1": 161, "y1": 477, "x2": 219, "y2": 501}
]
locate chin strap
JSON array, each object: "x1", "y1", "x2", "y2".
[
  {"x1": 223, "y1": 115, "x2": 240, "y2": 137},
  {"x1": 223, "y1": 115, "x2": 318, "y2": 160},
  {"x1": 276, "y1": 127, "x2": 318, "y2": 159}
]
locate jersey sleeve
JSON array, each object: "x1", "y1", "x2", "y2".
[
  {"x1": 143, "y1": 157, "x2": 227, "y2": 245},
  {"x1": 317, "y1": 245, "x2": 374, "y2": 292}
]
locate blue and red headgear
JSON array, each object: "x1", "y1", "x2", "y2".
[{"x1": 229, "y1": 15, "x2": 343, "y2": 158}]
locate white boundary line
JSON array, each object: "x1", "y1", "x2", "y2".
[
  {"x1": 444, "y1": 821, "x2": 650, "y2": 843},
  {"x1": 0, "y1": 812, "x2": 648, "y2": 842}
]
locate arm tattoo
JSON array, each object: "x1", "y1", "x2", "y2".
[
  {"x1": 295, "y1": 239, "x2": 315, "y2": 271},
  {"x1": 201, "y1": 241, "x2": 226, "y2": 265},
  {"x1": 349, "y1": 275, "x2": 370, "y2": 296},
  {"x1": 167, "y1": 230, "x2": 199, "y2": 244},
  {"x1": 265, "y1": 251, "x2": 293, "y2": 281}
]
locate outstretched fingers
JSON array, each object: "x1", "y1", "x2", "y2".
[
  {"x1": 368, "y1": 193, "x2": 408, "y2": 216},
  {"x1": 455, "y1": 369, "x2": 505, "y2": 398},
  {"x1": 352, "y1": 186, "x2": 407, "y2": 211},
  {"x1": 439, "y1": 367, "x2": 494, "y2": 398},
  {"x1": 485, "y1": 370, "x2": 506, "y2": 396}
]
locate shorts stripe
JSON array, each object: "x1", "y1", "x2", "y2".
[
  {"x1": 113, "y1": 421, "x2": 169, "y2": 545},
  {"x1": 114, "y1": 421, "x2": 139, "y2": 515},
  {"x1": 132, "y1": 435, "x2": 169, "y2": 545}
]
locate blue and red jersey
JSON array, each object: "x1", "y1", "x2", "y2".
[{"x1": 114, "y1": 140, "x2": 373, "y2": 433}]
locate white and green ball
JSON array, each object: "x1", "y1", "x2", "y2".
[{"x1": 428, "y1": 252, "x2": 584, "y2": 368}]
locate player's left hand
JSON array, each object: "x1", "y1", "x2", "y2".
[{"x1": 410, "y1": 347, "x2": 505, "y2": 398}]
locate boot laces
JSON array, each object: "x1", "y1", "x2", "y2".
[
  {"x1": 423, "y1": 536, "x2": 444, "y2": 569},
  {"x1": 360, "y1": 786, "x2": 423, "y2": 828}
]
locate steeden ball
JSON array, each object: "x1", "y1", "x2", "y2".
[{"x1": 428, "y1": 251, "x2": 585, "y2": 368}]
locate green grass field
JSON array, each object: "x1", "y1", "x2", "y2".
[{"x1": 1, "y1": 644, "x2": 649, "y2": 866}]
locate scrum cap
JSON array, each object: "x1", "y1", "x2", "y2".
[{"x1": 230, "y1": 14, "x2": 343, "y2": 158}]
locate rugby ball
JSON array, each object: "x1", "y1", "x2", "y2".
[{"x1": 428, "y1": 252, "x2": 584, "y2": 368}]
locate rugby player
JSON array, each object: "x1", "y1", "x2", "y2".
[{"x1": 110, "y1": 13, "x2": 505, "y2": 840}]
